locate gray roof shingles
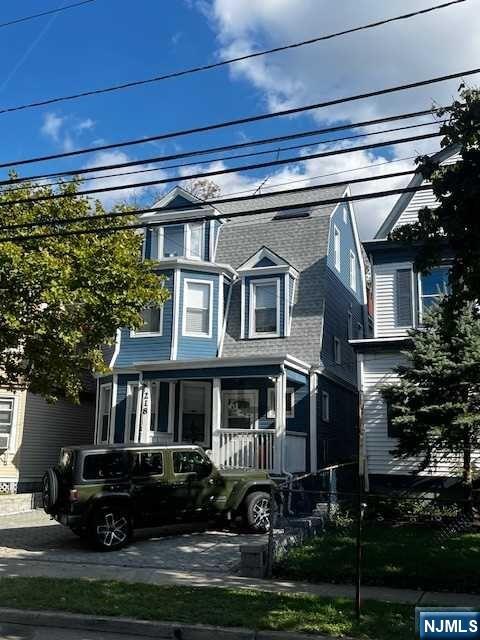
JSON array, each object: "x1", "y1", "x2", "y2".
[{"x1": 215, "y1": 186, "x2": 345, "y2": 367}]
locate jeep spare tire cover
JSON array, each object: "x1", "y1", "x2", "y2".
[{"x1": 42, "y1": 467, "x2": 59, "y2": 514}]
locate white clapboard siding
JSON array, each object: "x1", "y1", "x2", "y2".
[
  {"x1": 374, "y1": 262, "x2": 413, "y2": 338},
  {"x1": 362, "y1": 351, "x2": 480, "y2": 477},
  {"x1": 392, "y1": 154, "x2": 461, "y2": 230},
  {"x1": 17, "y1": 393, "x2": 95, "y2": 481}
]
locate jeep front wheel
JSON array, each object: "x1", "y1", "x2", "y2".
[
  {"x1": 89, "y1": 506, "x2": 132, "y2": 551},
  {"x1": 245, "y1": 491, "x2": 273, "y2": 533}
]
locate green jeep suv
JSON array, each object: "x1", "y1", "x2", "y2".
[{"x1": 42, "y1": 444, "x2": 276, "y2": 551}]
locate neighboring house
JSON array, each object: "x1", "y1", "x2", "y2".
[
  {"x1": 351, "y1": 145, "x2": 479, "y2": 491},
  {"x1": 96, "y1": 185, "x2": 367, "y2": 477},
  {"x1": 0, "y1": 388, "x2": 95, "y2": 493}
]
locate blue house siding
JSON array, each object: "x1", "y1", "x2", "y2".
[
  {"x1": 114, "y1": 373, "x2": 139, "y2": 443},
  {"x1": 115, "y1": 270, "x2": 174, "y2": 368},
  {"x1": 321, "y1": 268, "x2": 363, "y2": 385},
  {"x1": 244, "y1": 273, "x2": 286, "y2": 338},
  {"x1": 317, "y1": 375, "x2": 357, "y2": 467},
  {"x1": 177, "y1": 270, "x2": 220, "y2": 360},
  {"x1": 326, "y1": 203, "x2": 363, "y2": 303}
]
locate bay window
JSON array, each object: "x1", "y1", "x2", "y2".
[
  {"x1": 187, "y1": 222, "x2": 204, "y2": 259},
  {"x1": 151, "y1": 223, "x2": 204, "y2": 260},
  {"x1": 183, "y1": 280, "x2": 212, "y2": 337},
  {"x1": 163, "y1": 225, "x2": 184, "y2": 258},
  {"x1": 250, "y1": 279, "x2": 279, "y2": 338}
]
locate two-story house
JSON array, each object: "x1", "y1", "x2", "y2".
[
  {"x1": 95, "y1": 184, "x2": 367, "y2": 477},
  {"x1": 352, "y1": 145, "x2": 480, "y2": 491}
]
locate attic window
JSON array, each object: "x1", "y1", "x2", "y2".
[{"x1": 273, "y1": 209, "x2": 310, "y2": 221}]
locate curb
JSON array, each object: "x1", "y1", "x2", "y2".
[{"x1": 0, "y1": 607, "x2": 341, "y2": 639}]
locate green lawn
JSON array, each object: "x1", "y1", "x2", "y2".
[
  {"x1": 0, "y1": 576, "x2": 414, "y2": 640},
  {"x1": 275, "y1": 524, "x2": 480, "y2": 593}
]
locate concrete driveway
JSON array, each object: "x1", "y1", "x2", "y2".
[{"x1": 0, "y1": 510, "x2": 263, "y2": 575}]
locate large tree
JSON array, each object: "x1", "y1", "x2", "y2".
[
  {"x1": 382, "y1": 302, "x2": 480, "y2": 505},
  {"x1": 391, "y1": 86, "x2": 480, "y2": 304},
  {"x1": 0, "y1": 178, "x2": 168, "y2": 402}
]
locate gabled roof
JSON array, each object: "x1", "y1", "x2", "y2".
[
  {"x1": 152, "y1": 185, "x2": 205, "y2": 210},
  {"x1": 375, "y1": 144, "x2": 460, "y2": 239},
  {"x1": 237, "y1": 246, "x2": 299, "y2": 277}
]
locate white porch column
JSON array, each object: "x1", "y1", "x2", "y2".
[
  {"x1": 133, "y1": 373, "x2": 143, "y2": 443},
  {"x1": 275, "y1": 367, "x2": 287, "y2": 474},
  {"x1": 139, "y1": 381, "x2": 151, "y2": 443},
  {"x1": 309, "y1": 370, "x2": 318, "y2": 472},
  {"x1": 211, "y1": 378, "x2": 221, "y2": 465}
]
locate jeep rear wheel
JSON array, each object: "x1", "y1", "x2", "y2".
[
  {"x1": 42, "y1": 468, "x2": 59, "y2": 515},
  {"x1": 245, "y1": 491, "x2": 274, "y2": 533},
  {"x1": 89, "y1": 506, "x2": 132, "y2": 551}
]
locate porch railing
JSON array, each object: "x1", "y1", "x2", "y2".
[{"x1": 215, "y1": 429, "x2": 279, "y2": 474}]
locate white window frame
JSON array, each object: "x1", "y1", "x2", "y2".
[
  {"x1": 96, "y1": 383, "x2": 112, "y2": 444},
  {"x1": 221, "y1": 389, "x2": 259, "y2": 430},
  {"x1": 0, "y1": 395, "x2": 17, "y2": 453},
  {"x1": 124, "y1": 383, "x2": 139, "y2": 443},
  {"x1": 349, "y1": 250, "x2": 357, "y2": 292},
  {"x1": 186, "y1": 222, "x2": 204, "y2": 260},
  {"x1": 333, "y1": 336, "x2": 341, "y2": 364},
  {"x1": 130, "y1": 306, "x2": 164, "y2": 338},
  {"x1": 333, "y1": 224, "x2": 341, "y2": 272},
  {"x1": 182, "y1": 278, "x2": 213, "y2": 338},
  {"x1": 267, "y1": 387, "x2": 295, "y2": 419},
  {"x1": 343, "y1": 207, "x2": 348, "y2": 224},
  {"x1": 249, "y1": 277, "x2": 281, "y2": 339},
  {"x1": 418, "y1": 266, "x2": 450, "y2": 324},
  {"x1": 159, "y1": 224, "x2": 185, "y2": 259},
  {"x1": 321, "y1": 391, "x2": 330, "y2": 422}
]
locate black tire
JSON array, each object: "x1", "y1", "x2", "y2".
[
  {"x1": 42, "y1": 468, "x2": 59, "y2": 515},
  {"x1": 88, "y1": 505, "x2": 132, "y2": 551},
  {"x1": 71, "y1": 527, "x2": 87, "y2": 539},
  {"x1": 245, "y1": 491, "x2": 275, "y2": 533}
]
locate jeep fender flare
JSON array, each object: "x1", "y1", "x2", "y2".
[
  {"x1": 228, "y1": 480, "x2": 277, "y2": 513},
  {"x1": 84, "y1": 493, "x2": 133, "y2": 524}
]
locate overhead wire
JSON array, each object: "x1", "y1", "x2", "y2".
[{"x1": 0, "y1": 0, "x2": 96, "y2": 29}]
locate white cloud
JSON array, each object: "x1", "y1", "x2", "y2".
[
  {"x1": 194, "y1": 0, "x2": 479, "y2": 236},
  {"x1": 81, "y1": 150, "x2": 169, "y2": 209},
  {"x1": 75, "y1": 118, "x2": 95, "y2": 132},
  {"x1": 41, "y1": 113, "x2": 64, "y2": 143}
]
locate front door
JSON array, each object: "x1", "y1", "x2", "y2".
[{"x1": 180, "y1": 381, "x2": 211, "y2": 446}]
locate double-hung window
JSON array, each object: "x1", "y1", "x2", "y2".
[
  {"x1": 134, "y1": 306, "x2": 163, "y2": 336},
  {"x1": 0, "y1": 397, "x2": 14, "y2": 448},
  {"x1": 250, "y1": 279, "x2": 279, "y2": 338},
  {"x1": 183, "y1": 280, "x2": 212, "y2": 337},
  {"x1": 97, "y1": 385, "x2": 112, "y2": 443},
  {"x1": 187, "y1": 222, "x2": 204, "y2": 260},
  {"x1": 419, "y1": 266, "x2": 450, "y2": 320},
  {"x1": 163, "y1": 225, "x2": 184, "y2": 258},
  {"x1": 267, "y1": 388, "x2": 295, "y2": 419}
]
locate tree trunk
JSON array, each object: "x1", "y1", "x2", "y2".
[{"x1": 462, "y1": 434, "x2": 473, "y2": 519}]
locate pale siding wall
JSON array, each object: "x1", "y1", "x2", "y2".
[
  {"x1": 17, "y1": 393, "x2": 95, "y2": 482},
  {"x1": 373, "y1": 262, "x2": 414, "y2": 338},
  {"x1": 362, "y1": 351, "x2": 480, "y2": 477},
  {"x1": 0, "y1": 388, "x2": 27, "y2": 485}
]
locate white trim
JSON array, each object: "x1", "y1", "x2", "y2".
[
  {"x1": 321, "y1": 390, "x2": 330, "y2": 423},
  {"x1": 309, "y1": 371, "x2": 318, "y2": 472},
  {"x1": 238, "y1": 246, "x2": 296, "y2": 272},
  {"x1": 240, "y1": 278, "x2": 246, "y2": 340},
  {"x1": 417, "y1": 265, "x2": 450, "y2": 325},
  {"x1": 150, "y1": 185, "x2": 206, "y2": 210},
  {"x1": 152, "y1": 257, "x2": 236, "y2": 278},
  {"x1": 239, "y1": 265, "x2": 299, "y2": 277},
  {"x1": 211, "y1": 378, "x2": 221, "y2": 466},
  {"x1": 0, "y1": 394, "x2": 18, "y2": 454},
  {"x1": 124, "y1": 382, "x2": 139, "y2": 443},
  {"x1": 171, "y1": 268, "x2": 180, "y2": 359},
  {"x1": 186, "y1": 221, "x2": 205, "y2": 260},
  {"x1": 109, "y1": 329, "x2": 121, "y2": 367},
  {"x1": 160, "y1": 223, "x2": 184, "y2": 259},
  {"x1": 267, "y1": 387, "x2": 295, "y2": 419},
  {"x1": 135, "y1": 353, "x2": 311, "y2": 372},
  {"x1": 217, "y1": 274, "x2": 224, "y2": 351},
  {"x1": 288, "y1": 277, "x2": 296, "y2": 335},
  {"x1": 284, "y1": 273, "x2": 289, "y2": 337},
  {"x1": 168, "y1": 382, "x2": 176, "y2": 435},
  {"x1": 134, "y1": 372, "x2": 143, "y2": 443},
  {"x1": 96, "y1": 382, "x2": 113, "y2": 444},
  {"x1": 333, "y1": 224, "x2": 341, "y2": 272},
  {"x1": 218, "y1": 278, "x2": 234, "y2": 356},
  {"x1": 209, "y1": 220, "x2": 215, "y2": 261},
  {"x1": 110, "y1": 375, "x2": 118, "y2": 444},
  {"x1": 248, "y1": 277, "x2": 281, "y2": 339},
  {"x1": 221, "y1": 389, "x2": 259, "y2": 430},
  {"x1": 182, "y1": 278, "x2": 213, "y2": 338},
  {"x1": 179, "y1": 380, "x2": 211, "y2": 446},
  {"x1": 130, "y1": 306, "x2": 164, "y2": 338},
  {"x1": 345, "y1": 189, "x2": 368, "y2": 305},
  {"x1": 349, "y1": 249, "x2": 357, "y2": 292}
]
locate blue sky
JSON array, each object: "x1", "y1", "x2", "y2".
[{"x1": 0, "y1": 0, "x2": 478, "y2": 238}]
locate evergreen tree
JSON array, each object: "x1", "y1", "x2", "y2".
[{"x1": 382, "y1": 302, "x2": 480, "y2": 507}]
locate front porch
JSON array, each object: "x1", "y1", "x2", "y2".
[{"x1": 100, "y1": 356, "x2": 313, "y2": 475}]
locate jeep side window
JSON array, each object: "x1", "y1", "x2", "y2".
[
  {"x1": 83, "y1": 452, "x2": 128, "y2": 481},
  {"x1": 133, "y1": 452, "x2": 164, "y2": 476},
  {"x1": 173, "y1": 451, "x2": 208, "y2": 474}
]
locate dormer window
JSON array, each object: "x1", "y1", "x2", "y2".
[
  {"x1": 163, "y1": 225, "x2": 184, "y2": 258},
  {"x1": 152, "y1": 222, "x2": 205, "y2": 260},
  {"x1": 249, "y1": 279, "x2": 280, "y2": 338}
]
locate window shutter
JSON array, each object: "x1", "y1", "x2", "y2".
[{"x1": 395, "y1": 269, "x2": 413, "y2": 327}]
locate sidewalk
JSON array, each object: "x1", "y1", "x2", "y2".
[{"x1": 1, "y1": 556, "x2": 479, "y2": 607}]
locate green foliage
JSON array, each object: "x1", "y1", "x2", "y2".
[
  {"x1": 391, "y1": 86, "x2": 480, "y2": 304},
  {"x1": 381, "y1": 302, "x2": 480, "y2": 490},
  {"x1": 365, "y1": 496, "x2": 461, "y2": 523},
  {"x1": 0, "y1": 178, "x2": 169, "y2": 401}
]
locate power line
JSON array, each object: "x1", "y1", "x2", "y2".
[
  {"x1": 0, "y1": 0, "x2": 96, "y2": 29},
  {"x1": 0, "y1": 130, "x2": 442, "y2": 208},
  {"x1": 1, "y1": 118, "x2": 443, "y2": 193},
  {"x1": 0, "y1": 183, "x2": 435, "y2": 243},
  {"x1": 0, "y1": 0, "x2": 466, "y2": 114},
  {"x1": 3, "y1": 107, "x2": 443, "y2": 179},
  {"x1": 0, "y1": 168, "x2": 419, "y2": 232}
]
